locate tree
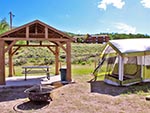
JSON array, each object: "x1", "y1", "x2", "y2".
[{"x1": 0, "y1": 18, "x2": 9, "y2": 34}]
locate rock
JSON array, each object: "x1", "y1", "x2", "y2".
[{"x1": 145, "y1": 95, "x2": 150, "y2": 101}]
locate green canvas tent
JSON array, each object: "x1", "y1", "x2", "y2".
[{"x1": 93, "y1": 39, "x2": 150, "y2": 86}]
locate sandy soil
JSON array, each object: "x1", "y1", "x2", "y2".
[{"x1": 1, "y1": 80, "x2": 150, "y2": 113}]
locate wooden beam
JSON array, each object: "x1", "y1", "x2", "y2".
[
  {"x1": 14, "y1": 44, "x2": 56, "y2": 47},
  {"x1": 55, "y1": 46, "x2": 59, "y2": 75},
  {"x1": 5, "y1": 40, "x2": 17, "y2": 53},
  {"x1": 13, "y1": 33, "x2": 63, "y2": 38},
  {"x1": 47, "y1": 46, "x2": 56, "y2": 55},
  {"x1": 2, "y1": 37, "x2": 69, "y2": 42},
  {"x1": 8, "y1": 47, "x2": 13, "y2": 77},
  {"x1": 11, "y1": 46, "x2": 21, "y2": 56},
  {"x1": 66, "y1": 41, "x2": 72, "y2": 82},
  {"x1": 0, "y1": 39, "x2": 5, "y2": 85},
  {"x1": 35, "y1": 23, "x2": 38, "y2": 35},
  {"x1": 45, "y1": 27, "x2": 48, "y2": 39},
  {"x1": 55, "y1": 41, "x2": 67, "y2": 52},
  {"x1": 26, "y1": 26, "x2": 29, "y2": 38}
]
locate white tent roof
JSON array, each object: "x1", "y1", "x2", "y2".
[{"x1": 109, "y1": 39, "x2": 150, "y2": 54}]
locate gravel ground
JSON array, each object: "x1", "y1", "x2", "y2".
[{"x1": 0, "y1": 80, "x2": 150, "y2": 113}]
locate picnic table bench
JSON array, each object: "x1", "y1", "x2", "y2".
[{"x1": 22, "y1": 66, "x2": 50, "y2": 80}]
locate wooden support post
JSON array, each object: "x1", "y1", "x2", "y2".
[
  {"x1": 26, "y1": 26, "x2": 29, "y2": 38},
  {"x1": 11, "y1": 46, "x2": 21, "y2": 56},
  {"x1": 66, "y1": 41, "x2": 72, "y2": 82},
  {"x1": 55, "y1": 42, "x2": 67, "y2": 52},
  {"x1": 45, "y1": 27, "x2": 48, "y2": 39},
  {"x1": 5, "y1": 40, "x2": 16, "y2": 53},
  {"x1": 0, "y1": 39, "x2": 5, "y2": 85},
  {"x1": 47, "y1": 46, "x2": 56, "y2": 55},
  {"x1": 55, "y1": 46, "x2": 59, "y2": 75},
  {"x1": 35, "y1": 24, "x2": 38, "y2": 35},
  {"x1": 8, "y1": 47, "x2": 13, "y2": 77}
]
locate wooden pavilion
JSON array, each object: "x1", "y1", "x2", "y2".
[{"x1": 0, "y1": 20, "x2": 74, "y2": 85}]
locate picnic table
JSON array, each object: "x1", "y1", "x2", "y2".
[{"x1": 22, "y1": 66, "x2": 50, "y2": 80}]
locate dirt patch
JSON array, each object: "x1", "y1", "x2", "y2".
[{"x1": 1, "y1": 81, "x2": 150, "y2": 113}]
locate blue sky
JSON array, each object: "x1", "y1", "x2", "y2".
[{"x1": 0, "y1": 0, "x2": 150, "y2": 34}]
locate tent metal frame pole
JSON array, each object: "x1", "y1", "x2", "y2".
[
  {"x1": 141, "y1": 56, "x2": 144, "y2": 79},
  {"x1": 119, "y1": 56, "x2": 124, "y2": 81}
]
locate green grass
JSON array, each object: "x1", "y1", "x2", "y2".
[
  {"x1": 5, "y1": 43, "x2": 104, "y2": 82},
  {"x1": 6, "y1": 66, "x2": 23, "y2": 77},
  {"x1": 5, "y1": 63, "x2": 96, "y2": 77},
  {"x1": 5, "y1": 62, "x2": 105, "y2": 83},
  {"x1": 5, "y1": 65, "x2": 56, "y2": 77},
  {"x1": 5, "y1": 64, "x2": 150, "y2": 96},
  {"x1": 121, "y1": 83, "x2": 150, "y2": 96},
  {"x1": 72, "y1": 64, "x2": 94, "y2": 76},
  {"x1": 4, "y1": 43, "x2": 104, "y2": 75}
]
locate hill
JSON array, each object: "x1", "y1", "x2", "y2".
[{"x1": 8, "y1": 43, "x2": 104, "y2": 66}]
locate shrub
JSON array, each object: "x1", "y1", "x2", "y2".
[{"x1": 14, "y1": 58, "x2": 27, "y2": 66}]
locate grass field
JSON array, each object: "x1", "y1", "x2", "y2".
[
  {"x1": 3, "y1": 43, "x2": 150, "y2": 112},
  {"x1": 2, "y1": 65, "x2": 150, "y2": 113},
  {"x1": 5, "y1": 43, "x2": 104, "y2": 78},
  {"x1": 6, "y1": 63, "x2": 96, "y2": 77}
]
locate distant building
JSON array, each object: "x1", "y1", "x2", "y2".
[
  {"x1": 84, "y1": 35, "x2": 110, "y2": 43},
  {"x1": 73, "y1": 36, "x2": 85, "y2": 43}
]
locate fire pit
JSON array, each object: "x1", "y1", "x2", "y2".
[{"x1": 24, "y1": 85, "x2": 54, "y2": 102}]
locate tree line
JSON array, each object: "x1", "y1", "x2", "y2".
[
  {"x1": 0, "y1": 18, "x2": 9, "y2": 34},
  {"x1": 108, "y1": 33, "x2": 150, "y2": 40},
  {"x1": 64, "y1": 32, "x2": 150, "y2": 43}
]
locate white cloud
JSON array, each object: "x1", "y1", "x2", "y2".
[
  {"x1": 141, "y1": 0, "x2": 150, "y2": 8},
  {"x1": 77, "y1": 30, "x2": 81, "y2": 34},
  {"x1": 106, "y1": 28, "x2": 110, "y2": 31},
  {"x1": 115, "y1": 23, "x2": 136, "y2": 34},
  {"x1": 98, "y1": 0, "x2": 125, "y2": 10}
]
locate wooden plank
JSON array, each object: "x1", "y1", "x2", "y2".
[
  {"x1": 22, "y1": 70, "x2": 49, "y2": 74},
  {"x1": 22, "y1": 66, "x2": 50, "y2": 80},
  {"x1": 45, "y1": 27, "x2": 48, "y2": 39},
  {"x1": 5, "y1": 40, "x2": 17, "y2": 53},
  {"x1": 66, "y1": 41, "x2": 72, "y2": 81},
  {"x1": 35, "y1": 20, "x2": 72, "y2": 39},
  {"x1": 35, "y1": 23, "x2": 38, "y2": 35},
  {"x1": 14, "y1": 44, "x2": 56, "y2": 47},
  {"x1": 47, "y1": 46, "x2": 56, "y2": 55},
  {"x1": 0, "y1": 39, "x2": 5, "y2": 85},
  {"x1": 8, "y1": 47, "x2": 13, "y2": 77},
  {"x1": 2, "y1": 37, "x2": 69, "y2": 41},
  {"x1": 55, "y1": 41, "x2": 67, "y2": 52},
  {"x1": 0, "y1": 20, "x2": 74, "y2": 41},
  {"x1": 22, "y1": 66, "x2": 50, "y2": 68},
  {"x1": 55, "y1": 46, "x2": 59, "y2": 75},
  {"x1": 0, "y1": 20, "x2": 39, "y2": 38},
  {"x1": 26, "y1": 26, "x2": 29, "y2": 38},
  {"x1": 11, "y1": 46, "x2": 21, "y2": 55}
]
